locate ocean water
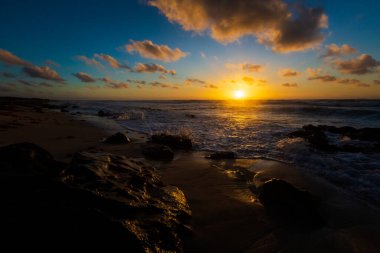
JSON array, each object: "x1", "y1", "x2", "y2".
[{"x1": 60, "y1": 100, "x2": 380, "y2": 206}]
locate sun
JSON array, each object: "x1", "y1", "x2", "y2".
[{"x1": 233, "y1": 90, "x2": 245, "y2": 99}]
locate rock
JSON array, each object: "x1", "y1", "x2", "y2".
[
  {"x1": 98, "y1": 110, "x2": 112, "y2": 117},
  {"x1": 142, "y1": 144, "x2": 174, "y2": 161},
  {"x1": 151, "y1": 134, "x2": 192, "y2": 150},
  {"x1": 206, "y1": 151, "x2": 236, "y2": 159},
  {"x1": 288, "y1": 125, "x2": 380, "y2": 153},
  {"x1": 258, "y1": 179, "x2": 324, "y2": 229},
  {"x1": 0, "y1": 143, "x2": 191, "y2": 252},
  {"x1": 0, "y1": 142, "x2": 64, "y2": 175},
  {"x1": 104, "y1": 132, "x2": 131, "y2": 144},
  {"x1": 185, "y1": 114, "x2": 196, "y2": 118},
  {"x1": 60, "y1": 108, "x2": 69, "y2": 113}
]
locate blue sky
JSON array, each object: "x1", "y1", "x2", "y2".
[{"x1": 1, "y1": 0, "x2": 380, "y2": 99}]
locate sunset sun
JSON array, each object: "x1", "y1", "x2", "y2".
[{"x1": 233, "y1": 90, "x2": 245, "y2": 99}]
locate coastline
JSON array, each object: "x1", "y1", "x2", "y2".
[{"x1": 1, "y1": 98, "x2": 380, "y2": 252}]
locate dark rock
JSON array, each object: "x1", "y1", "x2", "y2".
[
  {"x1": 0, "y1": 143, "x2": 191, "y2": 252},
  {"x1": 206, "y1": 151, "x2": 236, "y2": 159},
  {"x1": 185, "y1": 114, "x2": 196, "y2": 118},
  {"x1": 60, "y1": 108, "x2": 69, "y2": 113},
  {"x1": 151, "y1": 134, "x2": 192, "y2": 150},
  {"x1": 258, "y1": 179, "x2": 324, "y2": 229},
  {"x1": 0, "y1": 142, "x2": 65, "y2": 175},
  {"x1": 104, "y1": 132, "x2": 131, "y2": 144},
  {"x1": 98, "y1": 110, "x2": 112, "y2": 117},
  {"x1": 142, "y1": 144, "x2": 174, "y2": 161},
  {"x1": 288, "y1": 124, "x2": 380, "y2": 153}
]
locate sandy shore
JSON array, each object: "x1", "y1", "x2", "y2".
[{"x1": 1, "y1": 98, "x2": 380, "y2": 253}]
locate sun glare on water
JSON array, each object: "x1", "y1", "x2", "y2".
[{"x1": 233, "y1": 90, "x2": 245, "y2": 99}]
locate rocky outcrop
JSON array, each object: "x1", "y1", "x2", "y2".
[
  {"x1": 206, "y1": 151, "x2": 236, "y2": 159},
  {"x1": 151, "y1": 134, "x2": 193, "y2": 150},
  {"x1": 0, "y1": 143, "x2": 191, "y2": 252},
  {"x1": 258, "y1": 179, "x2": 324, "y2": 229},
  {"x1": 142, "y1": 144, "x2": 174, "y2": 161},
  {"x1": 288, "y1": 125, "x2": 380, "y2": 153},
  {"x1": 98, "y1": 109, "x2": 112, "y2": 117},
  {"x1": 104, "y1": 132, "x2": 131, "y2": 144}
]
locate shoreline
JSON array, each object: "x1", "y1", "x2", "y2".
[{"x1": 1, "y1": 97, "x2": 380, "y2": 252}]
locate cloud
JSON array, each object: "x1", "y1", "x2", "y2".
[
  {"x1": 307, "y1": 68, "x2": 370, "y2": 87},
  {"x1": 73, "y1": 72, "x2": 96, "y2": 83},
  {"x1": 95, "y1": 54, "x2": 130, "y2": 69},
  {"x1": 0, "y1": 49, "x2": 29, "y2": 66},
  {"x1": 307, "y1": 67, "x2": 337, "y2": 82},
  {"x1": 226, "y1": 63, "x2": 263, "y2": 72},
  {"x1": 308, "y1": 74, "x2": 337, "y2": 82},
  {"x1": 45, "y1": 60, "x2": 60, "y2": 68},
  {"x1": 185, "y1": 78, "x2": 217, "y2": 88},
  {"x1": 322, "y1": 44, "x2": 356, "y2": 58},
  {"x1": 99, "y1": 77, "x2": 129, "y2": 89},
  {"x1": 18, "y1": 80, "x2": 37, "y2": 87},
  {"x1": 1, "y1": 72, "x2": 15, "y2": 78},
  {"x1": 242, "y1": 76, "x2": 255, "y2": 85},
  {"x1": 149, "y1": 81, "x2": 179, "y2": 89},
  {"x1": 127, "y1": 79, "x2": 147, "y2": 85},
  {"x1": 149, "y1": 0, "x2": 328, "y2": 53},
  {"x1": 134, "y1": 63, "x2": 176, "y2": 75},
  {"x1": 200, "y1": 52, "x2": 207, "y2": 59},
  {"x1": 282, "y1": 82, "x2": 298, "y2": 87},
  {"x1": 333, "y1": 54, "x2": 380, "y2": 75},
  {"x1": 77, "y1": 55, "x2": 102, "y2": 67},
  {"x1": 18, "y1": 80, "x2": 54, "y2": 88},
  {"x1": 126, "y1": 40, "x2": 188, "y2": 62},
  {"x1": 0, "y1": 49, "x2": 64, "y2": 83},
  {"x1": 23, "y1": 65, "x2": 65, "y2": 83},
  {"x1": 279, "y1": 68, "x2": 300, "y2": 77},
  {"x1": 185, "y1": 78, "x2": 207, "y2": 85}
]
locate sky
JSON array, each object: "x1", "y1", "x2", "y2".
[{"x1": 1, "y1": 0, "x2": 380, "y2": 100}]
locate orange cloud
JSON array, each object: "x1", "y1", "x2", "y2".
[
  {"x1": 95, "y1": 54, "x2": 130, "y2": 69},
  {"x1": 126, "y1": 40, "x2": 188, "y2": 62},
  {"x1": 322, "y1": 44, "x2": 356, "y2": 58},
  {"x1": 77, "y1": 55, "x2": 102, "y2": 67},
  {"x1": 334, "y1": 54, "x2": 380, "y2": 75},
  {"x1": 226, "y1": 63, "x2": 263, "y2": 72},
  {"x1": 282, "y1": 82, "x2": 298, "y2": 87},
  {"x1": 73, "y1": 72, "x2": 96, "y2": 83},
  {"x1": 279, "y1": 68, "x2": 301, "y2": 77},
  {"x1": 100, "y1": 77, "x2": 129, "y2": 89},
  {"x1": 23, "y1": 65, "x2": 65, "y2": 83},
  {"x1": 149, "y1": 0, "x2": 328, "y2": 53},
  {"x1": 0, "y1": 49, "x2": 29, "y2": 66},
  {"x1": 134, "y1": 63, "x2": 176, "y2": 75}
]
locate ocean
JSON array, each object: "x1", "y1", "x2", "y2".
[{"x1": 59, "y1": 99, "x2": 380, "y2": 206}]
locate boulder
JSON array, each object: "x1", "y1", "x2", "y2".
[
  {"x1": 142, "y1": 144, "x2": 174, "y2": 161},
  {"x1": 0, "y1": 143, "x2": 191, "y2": 252},
  {"x1": 0, "y1": 142, "x2": 65, "y2": 175},
  {"x1": 288, "y1": 125, "x2": 380, "y2": 153},
  {"x1": 104, "y1": 132, "x2": 131, "y2": 144},
  {"x1": 258, "y1": 179, "x2": 324, "y2": 229},
  {"x1": 151, "y1": 134, "x2": 192, "y2": 150},
  {"x1": 98, "y1": 110, "x2": 112, "y2": 117},
  {"x1": 206, "y1": 151, "x2": 236, "y2": 159}
]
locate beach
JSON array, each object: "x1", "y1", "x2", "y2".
[{"x1": 1, "y1": 97, "x2": 380, "y2": 253}]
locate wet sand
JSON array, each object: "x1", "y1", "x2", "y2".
[{"x1": 1, "y1": 99, "x2": 380, "y2": 252}]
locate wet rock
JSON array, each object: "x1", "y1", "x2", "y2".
[
  {"x1": 60, "y1": 108, "x2": 69, "y2": 113},
  {"x1": 288, "y1": 125, "x2": 380, "y2": 153},
  {"x1": 185, "y1": 114, "x2": 196, "y2": 118},
  {"x1": 258, "y1": 179, "x2": 324, "y2": 229},
  {"x1": 151, "y1": 134, "x2": 192, "y2": 150},
  {"x1": 104, "y1": 132, "x2": 131, "y2": 144},
  {"x1": 142, "y1": 144, "x2": 174, "y2": 161},
  {"x1": 0, "y1": 143, "x2": 191, "y2": 252},
  {"x1": 206, "y1": 151, "x2": 236, "y2": 159},
  {"x1": 98, "y1": 110, "x2": 112, "y2": 117}
]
